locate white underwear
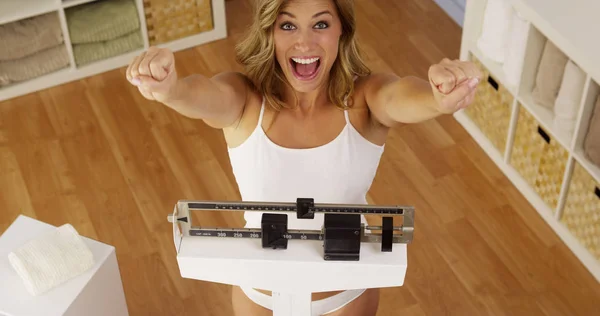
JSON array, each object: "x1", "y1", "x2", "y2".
[
  {"x1": 240, "y1": 215, "x2": 369, "y2": 315},
  {"x1": 240, "y1": 286, "x2": 366, "y2": 315}
]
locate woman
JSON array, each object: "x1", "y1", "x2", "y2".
[{"x1": 126, "y1": 0, "x2": 481, "y2": 314}]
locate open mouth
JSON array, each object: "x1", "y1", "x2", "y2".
[{"x1": 289, "y1": 57, "x2": 321, "y2": 81}]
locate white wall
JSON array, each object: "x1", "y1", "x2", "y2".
[{"x1": 433, "y1": 0, "x2": 466, "y2": 27}]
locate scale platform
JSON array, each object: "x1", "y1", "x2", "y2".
[{"x1": 168, "y1": 198, "x2": 415, "y2": 315}]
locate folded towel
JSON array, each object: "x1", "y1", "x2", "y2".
[
  {"x1": 532, "y1": 40, "x2": 569, "y2": 109},
  {"x1": 583, "y1": 95, "x2": 600, "y2": 167},
  {"x1": 66, "y1": 0, "x2": 140, "y2": 44},
  {"x1": 73, "y1": 31, "x2": 143, "y2": 66},
  {"x1": 503, "y1": 8, "x2": 529, "y2": 87},
  {"x1": 554, "y1": 60, "x2": 586, "y2": 124},
  {"x1": 553, "y1": 116, "x2": 578, "y2": 137},
  {"x1": 8, "y1": 224, "x2": 95, "y2": 296},
  {"x1": 476, "y1": 0, "x2": 513, "y2": 63},
  {"x1": 0, "y1": 44, "x2": 70, "y2": 86},
  {"x1": 0, "y1": 12, "x2": 63, "y2": 61}
]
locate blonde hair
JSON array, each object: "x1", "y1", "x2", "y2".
[{"x1": 235, "y1": 0, "x2": 371, "y2": 110}]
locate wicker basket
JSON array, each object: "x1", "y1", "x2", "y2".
[
  {"x1": 536, "y1": 135, "x2": 570, "y2": 210},
  {"x1": 143, "y1": 0, "x2": 214, "y2": 45},
  {"x1": 560, "y1": 161, "x2": 600, "y2": 261},
  {"x1": 465, "y1": 54, "x2": 513, "y2": 155},
  {"x1": 510, "y1": 105, "x2": 569, "y2": 211}
]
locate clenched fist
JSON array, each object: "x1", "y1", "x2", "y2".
[
  {"x1": 126, "y1": 46, "x2": 177, "y2": 102},
  {"x1": 428, "y1": 58, "x2": 483, "y2": 114}
]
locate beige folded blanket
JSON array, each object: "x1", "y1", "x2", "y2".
[
  {"x1": 532, "y1": 40, "x2": 569, "y2": 109},
  {"x1": 66, "y1": 0, "x2": 140, "y2": 44},
  {"x1": 0, "y1": 44, "x2": 70, "y2": 86},
  {"x1": 0, "y1": 12, "x2": 63, "y2": 61},
  {"x1": 73, "y1": 31, "x2": 143, "y2": 66},
  {"x1": 583, "y1": 95, "x2": 600, "y2": 167},
  {"x1": 553, "y1": 60, "x2": 586, "y2": 135}
]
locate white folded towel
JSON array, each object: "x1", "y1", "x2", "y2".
[
  {"x1": 553, "y1": 116, "x2": 577, "y2": 136},
  {"x1": 553, "y1": 60, "x2": 586, "y2": 134},
  {"x1": 503, "y1": 8, "x2": 530, "y2": 87},
  {"x1": 8, "y1": 224, "x2": 95, "y2": 296},
  {"x1": 477, "y1": 0, "x2": 513, "y2": 63}
]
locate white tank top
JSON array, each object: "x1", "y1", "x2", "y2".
[{"x1": 227, "y1": 96, "x2": 385, "y2": 230}]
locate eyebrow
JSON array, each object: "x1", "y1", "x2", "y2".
[{"x1": 279, "y1": 10, "x2": 332, "y2": 19}]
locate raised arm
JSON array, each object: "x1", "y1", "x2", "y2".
[
  {"x1": 125, "y1": 47, "x2": 248, "y2": 129},
  {"x1": 364, "y1": 58, "x2": 482, "y2": 127}
]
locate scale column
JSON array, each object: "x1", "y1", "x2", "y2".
[{"x1": 272, "y1": 291, "x2": 312, "y2": 316}]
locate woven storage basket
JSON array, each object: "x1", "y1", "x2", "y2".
[
  {"x1": 510, "y1": 104, "x2": 545, "y2": 186},
  {"x1": 510, "y1": 105, "x2": 569, "y2": 211},
  {"x1": 536, "y1": 134, "x2": 570, "y2": 210},
  {"x1": 464, "y1": 54, "x2": 513, "y2": 155},
  {"x1": 143, "y1": 0, "x2": 213, "y2": 45},
  {"x1": 560, "y1": 162, "x2": 600, "y2": 260}
]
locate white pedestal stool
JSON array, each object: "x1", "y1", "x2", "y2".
[{"x1": 0, "y1": 215, "x2": 129, "y2": 316}]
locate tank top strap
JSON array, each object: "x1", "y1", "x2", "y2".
[
  {"x1": 343, "y1": 89, "x2": 352, "y2": 125},
  {"x1": 343, "y1": 109, "x2": 350, "y2": 124},
  {"x1": 257, "y1": 96, "x2": 266, "y2": 127}
]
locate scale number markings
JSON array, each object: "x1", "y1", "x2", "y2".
[{"x1": 190, "y1": 229, "x2": 324, "y2": 241}]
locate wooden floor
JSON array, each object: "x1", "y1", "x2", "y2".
[{"x1": 1, "y1": 0, "x2": 599, "y2": 315}]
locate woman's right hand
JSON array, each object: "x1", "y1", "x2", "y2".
[{"x1": 126, "y1": 47, "x2": 178, "y2": 103}]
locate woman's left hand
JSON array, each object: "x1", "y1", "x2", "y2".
[{"x1": 428, "y1": 58, "x2": 483, "y2": 114}]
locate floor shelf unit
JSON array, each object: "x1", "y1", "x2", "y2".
[
  {"x1": 457, "y1": 0, "x2": 600, "y2": 281},
  {"x1": 0, "y1": 0, "x2": 226, "y2": 102}
]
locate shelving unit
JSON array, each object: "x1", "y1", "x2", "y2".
[
  {"x1": 457, "y1": 0, "x2": 600, "y2": 281},
  {"x1": 0, "y1": 0, "x2": 227, "y2": 102}
]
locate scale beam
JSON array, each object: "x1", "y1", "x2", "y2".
[{"x1": 168, "y1": 198, "x2": 415, "y2": 261}]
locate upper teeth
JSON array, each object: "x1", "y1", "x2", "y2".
[{"x1": 292, "y1": 57, "x2": 319, "y2": 64}]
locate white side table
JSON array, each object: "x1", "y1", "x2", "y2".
[{"x1": 0, "y1": 215, "x2": 129, "y2": 316}]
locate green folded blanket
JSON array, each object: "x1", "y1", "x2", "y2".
[
  {"x1": 0, "y1": 12, "x2": 63, "y2": 61},
  {"x1": 66, "y1": 0, "x2": 140, "y2": 44},
  {"x1": 0, "y1": 44, "x2": 69, "y2": 86},
  {"x1": 73, "y1": 31, "x2": 143, "y2": 66}
]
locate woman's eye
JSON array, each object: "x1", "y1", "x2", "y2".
[
  {"x1": 280, "y1": 23, "x2": 296, "y2": 30},
  {"x1": 314, "y1": 21, "x2": 328, "y2": 29}
]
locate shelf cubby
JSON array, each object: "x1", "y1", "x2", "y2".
[
  {"x1": 456, "y1": 0, "x2": 600, "y2": 282},
  {"x1": 0, "y1": 0, "x2": 227, "y2": 101},
  {"x1": 572, "y1": 79, "x2": 600, "y2": 183},
  {"x1": 0, "y1": 11, "x2": 72, "y2": 89},
  {"x1": 509, "y1": 102, "x2": 570, "y2": 213},
  {"x1": 143, "y1": 0, "x2": 214, "y2": 46},
  {"x1": 64, "y1": 0, "x2": 145, "y2": 67},
  {"x1": 516, "y1": 25, "x2": 584, "y2": 152},
  {"x1": 464, "y1": 53, "x2": 514, "y2": 157},
  {"x1": 560, "y1": 159, "x2": 600, "y2": 262},
  {"x1": 0, "y1": 0, "x2": 60, "y2": 26}
]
